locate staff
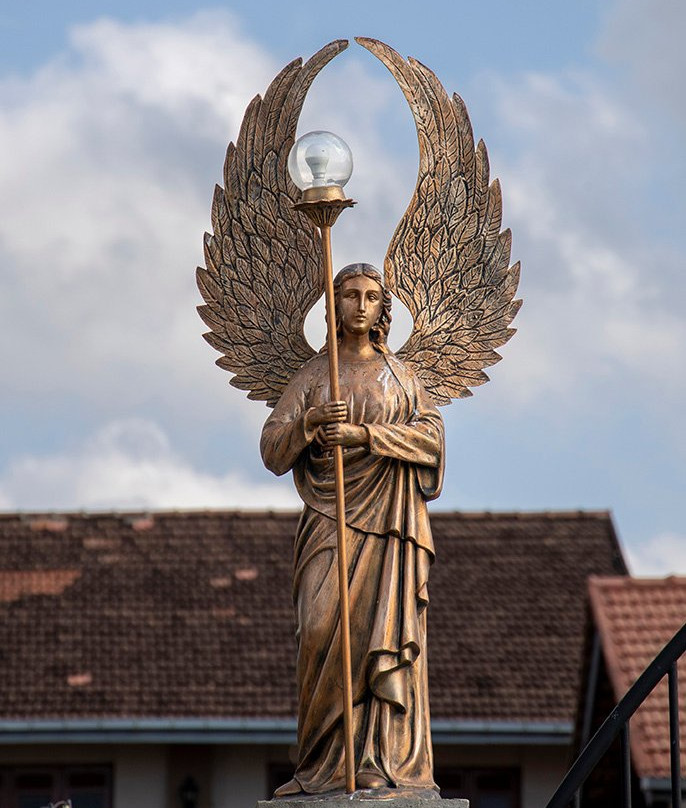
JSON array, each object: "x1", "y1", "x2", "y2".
[{"x1": 289, "y1": 130, "x2": 356, "y2": 793}]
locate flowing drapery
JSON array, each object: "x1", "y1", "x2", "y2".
[{"x1": 261, "y1": 352, "x2": 444, "y2": 794}]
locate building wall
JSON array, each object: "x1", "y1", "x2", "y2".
[
  {"x1": 0, "y1": 741, "x2": 569, "y2": 808},
  {"x1": 211, "y1": 741, "x2": 570, "y2": 808},
  {"x1": 434, "y1": 742, "x2": 570, "y2": 808},
  {"x1": 0, "y1": 743, "x2": 167, "y2": 808},
  {"x1": 211, "y1": 744, "x2": 273, "y2": 808},
  {"x1": 520, "y1": 746, "x2": 570, "y2": 808},
  {"x1": 116, "y1": 746, "x2": 168, "y2": 808}
]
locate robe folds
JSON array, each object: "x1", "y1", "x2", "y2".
[{"x1": 261, "y1": 351, "x2": 444, "y2": 794}]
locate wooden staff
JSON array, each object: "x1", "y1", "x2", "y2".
[{"x1": 319, "y1": 223, "x2": 356, "y2": 794}]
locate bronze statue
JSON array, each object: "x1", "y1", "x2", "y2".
[
  {"x1": 197, "y1": 38, "x2": 520, "y2": 798},
  {"x1": 262, "y1": 262, "x2": 444, "y2": 794}
]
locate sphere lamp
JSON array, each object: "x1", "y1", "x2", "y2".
[{"x1": 288, "y1": 131, "x2": 353, "y2": 202}]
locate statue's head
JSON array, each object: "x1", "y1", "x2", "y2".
[{"x1": 333, "y1": 263, "x2": 392, "y2": 353}]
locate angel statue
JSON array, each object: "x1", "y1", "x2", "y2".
[{"x1": 196, "y1": 38, "x2": 521, "y2": 799}]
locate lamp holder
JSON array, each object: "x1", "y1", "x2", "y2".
[{"x1": 294, "y1": 197, "x2": 356, "y2": 228}]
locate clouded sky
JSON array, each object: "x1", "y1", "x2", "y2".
[{"x1": 0, "y1": 0, "x2": 684, "y2": 575}]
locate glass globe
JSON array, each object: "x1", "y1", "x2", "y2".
[{"x1": 288, "y1": 131, "x2": 353, "y2": 193}]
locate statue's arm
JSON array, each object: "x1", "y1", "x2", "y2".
[
  {"x1": 260, "y1": 375, "x2": 317, "y2": 477},
  {"x1": 365, "y1": 409, "x2": 443, "y2": 468},
  {"x1": 366, "y1": 368, "x2": 444, "y2": 468}
]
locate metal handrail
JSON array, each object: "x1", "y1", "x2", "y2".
[{"x1": 545, "y1": 621, "x2": 686, "y2": 808}]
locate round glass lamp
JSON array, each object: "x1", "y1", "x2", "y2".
[{"x1": 288, "y1": 130, "x2": 353, "y2": 202}]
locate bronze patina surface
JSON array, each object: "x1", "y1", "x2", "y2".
[
  {"x1": 196, "y1": 37, "x2": 521, "y2": 799},
  {"x1": 261, "y1": 264, "x2": 444, "y2": 795}
]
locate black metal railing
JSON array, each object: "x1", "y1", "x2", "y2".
[{"x1": 545, "y1": 621, "x2": 686, "y2": 808}]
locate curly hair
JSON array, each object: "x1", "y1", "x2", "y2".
[{"x1": 332, "y1": 263, "x2": 392, "y2": 354}]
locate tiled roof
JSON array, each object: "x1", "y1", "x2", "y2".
[
  {"x1": 0, "y1": 510, "x2": 626, "y2": 723},
  {"x1": 588, "y1": 576, "x2": 686, "y2": 779}
]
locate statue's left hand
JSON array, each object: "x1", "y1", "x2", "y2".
[{"x1": 316, "y1": 423, "x2": 369, "y2": 449}]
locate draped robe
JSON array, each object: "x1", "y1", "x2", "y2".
[{"x1": 261, "y1": 351, "x2": 444, "y2": 794}]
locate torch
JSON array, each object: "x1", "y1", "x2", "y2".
[{"x1": 288, "y1": 130, "x2": 357, "y2": 794}]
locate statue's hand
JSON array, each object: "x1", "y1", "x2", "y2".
[
  {"x1": 316, "y1": 423, "x2": 369, "y2": 449},
  {"x1": 305, "y1": 401, "x2": 348, "y2": 431}
]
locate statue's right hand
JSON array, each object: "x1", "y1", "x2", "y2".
[{"x1": 305, "y1": 401, "x2": 348, "y2": 430}]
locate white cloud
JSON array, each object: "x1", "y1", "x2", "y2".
[
  {"x1": 0, "y1": 11, "x2": 272, "y2": 424},
  {"x1": 626, "y1": 532, "x2": 686, "y2": 576},
  {"x1": 68, "y1": 12, "x2": 273, "y2": 140},
  {"x1": 0, "y1": 13, "x2": 407, "y2": 432},
  {"x1": 0, "y1": 418, "x2": 298, "y2": 511},
  {"x1": 477, "y1": 66, "x2": 686, "y2": 419},
  {"x1": 0, "y1": 12, "x2": 419, "y2": 518}
]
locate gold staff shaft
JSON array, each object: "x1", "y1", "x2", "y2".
[{"x1": 320, "y1": 223, "x2": 356, "y2": 794}]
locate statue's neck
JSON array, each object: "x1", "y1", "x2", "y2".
[{"x1": 338, "y1": 332, "x2": 377, "y2": 361}]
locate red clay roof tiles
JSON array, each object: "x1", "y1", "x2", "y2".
[
  {"x1": 0, "y1": 510, "x2": 626, "y2": 723},
  {"x1": 589, "y1": 576, "x2": 686, "y2": 779}
]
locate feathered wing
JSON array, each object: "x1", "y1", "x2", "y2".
[
  {"x1": 196, "y1": 40, "x2": 348, "y2": 406},
  {"x1": 357, "y1": 38, "x2": 521, "y2": 405}
]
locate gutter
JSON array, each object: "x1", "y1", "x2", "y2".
[
  {"x1": 0, "y1": 718, "x2": 571, "y2": 746},
  {"x1": 432, "y1": 719, "x2": 572, "y2": 746},
  {"x1": 639, "y1": 777, "x2": 686, "y2": 806}
]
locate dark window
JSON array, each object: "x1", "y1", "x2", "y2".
[
  {"x1": 436, "y1": 766, "x2": 521, "y2": 808},
  {"x1": 0, "y1": 765, "x2": 111, "y2": 808}
]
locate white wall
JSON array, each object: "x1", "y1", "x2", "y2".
[
  {"x1": 211, "y1": 745, "x2": 270, "y2": 808},
  {"x1": 115, "y1": 746, "x2": 167, "y2": 808},
  {"x1": 521, "y1": 746, "x2": 570, "y2": 808}
]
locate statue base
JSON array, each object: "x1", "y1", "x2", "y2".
[{"x1": 259, "y1": 796, "x2": 468, "y2": 808}]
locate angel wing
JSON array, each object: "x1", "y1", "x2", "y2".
[
  {"x1": 196, "y1": 40, "x2": 348, "y2": 406},
  {"x1": 357, "y1": 38, "x2": 521, "y2": 405}
]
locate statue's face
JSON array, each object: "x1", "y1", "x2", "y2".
[{"x1": 338, "y1": 275, "x2": 383, "y2": 337}]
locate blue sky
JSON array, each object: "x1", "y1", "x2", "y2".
[
  {"x1": 0, "y1": 0, "x2": 684, "y2": 574},
  {"x1": 1, "y1": 2, "x2": 604, "y2": 76}
]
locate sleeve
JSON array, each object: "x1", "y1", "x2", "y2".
[
  {"x1": 365, "y1": 417, "x2": 442, "y2": 467},
  {"x1": 260, "y1": 367, "x2": 318, "y2": 477},
  {"x1": 365, "y1": 367, "x2": 444, "y2": 470}
]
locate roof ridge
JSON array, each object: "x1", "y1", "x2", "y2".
[
  {"x1": 431, "y1": 509, "x2": 612, "y2": 520},
  {"x1": 0, "y1": 508, "x2": 613, "y2": 519},
  {"x1": 589, "y1": 574, "x2": 686, "y2": 588}
]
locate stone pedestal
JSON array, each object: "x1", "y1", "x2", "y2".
[{"x1": 260, "y1": 798, "x2": 469, "y2": 808}]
